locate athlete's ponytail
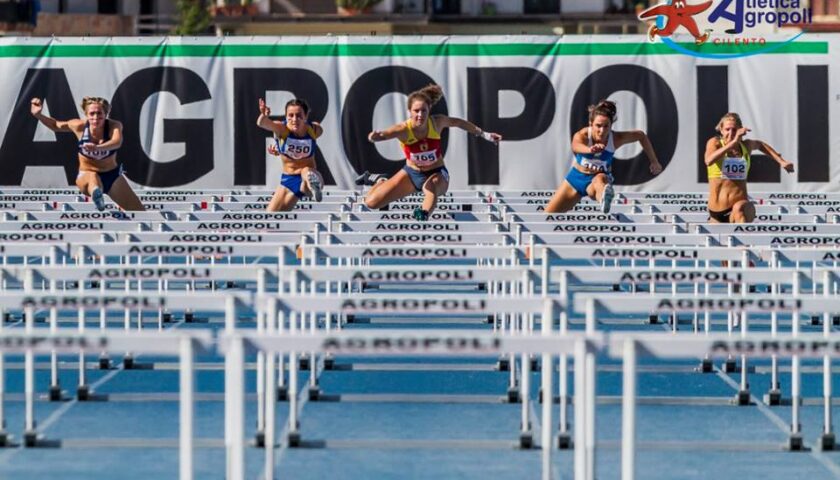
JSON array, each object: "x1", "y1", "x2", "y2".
[
  {"x1": 715, "y1": 112, "x2": 742, "y2": 133},
  {"x1": 588, "y1": 100, "x2": 617, "y2": 124},
  {"x1": 81, "y1": 96, "x2": 111, "y2": 116},
  {"x1": 407, "y1": 84, "x2": 444, "y2": 110}
]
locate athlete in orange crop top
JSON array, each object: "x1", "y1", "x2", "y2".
[
  {"x1": 703, "y1": 112, "x2": 794, "y2": 223},
  {"x1": 359, "y1": 84, "x2": 501, "y2": 221}
]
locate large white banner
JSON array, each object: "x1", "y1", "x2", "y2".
[{"x1": 0, "y1": 35, "x2": 835, "y2": 192}]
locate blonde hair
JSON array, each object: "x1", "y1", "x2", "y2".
[
  {"x1": 715, "y1": 112, "x2": 742, "y2": 132},
  {"x1": 81, "y1": 96, "x2": 111, "y2": 116},
  {"x1": 406, "y1": 84, "x2": 444, "y2": 110}
]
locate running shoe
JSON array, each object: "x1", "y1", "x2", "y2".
[
  {"x1": 354, "y1": 170, "x2": 370, "y2": 186},
  {"x1": 413, "y1": 207, "x2": 429, "y2": 222},
  {"x1": 307, "y1": 171, "x2": 323, "y2": 202},
  {"x1": 601, "y1": 184, "x2": 614, "y2": 214},
  {"x1": 354, "y1": 171, "x2": 388, "y2": 187},
  {"x1": 91, "y1": 187, "x2": 105, "y2": 212}
]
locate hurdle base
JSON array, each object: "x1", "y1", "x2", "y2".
[
  {"x1": 123, "y1": 356, "x2": 135, "y2": 370},
  {"x1": 646, "y1": 314, "x2": 658, "y2": 325},
  {"x1": 557, "y1": 433, "x2": 573, "y2": 450},
  {"x1": 484, "y1": 315, "x2": 494, "y2": 324},
  {"x1": 254, "y1": 431, "x2": 265, "y2": 449},
  {"x1": 47, "y1": 385, "x2": 63, "y2": 402},
  {"x1": 162, "y1": 312, "x2": 173, "y2": 323},
  {"x1": 722, "y1": 359, "x2": 737, "y2": 373},
  {"x1": 299, "y1": 358, "x2": 311, "y2": 371},
  {"x1": 497, "y1": 358, "x2": 510, "y2": 371},
  {"x1": 287, "y1": 432, "x2": 301, "y2": 448},
  {"x1": 763, "y1": 390, "x2": 782, "y2": 406},
  {"x1": 519, "y1": 432, "x2": 533, "y2": 450},
  {"x1": 98, "y1": 357, "x2": 111, "y2": 370},
  {"x1": 507, "y1": 388, "x2": 520, "y2": 404},
  {"x1": 0, "y1": 431, "x2": 10, "y2": 448},
  {"x1": 699, "y1": 359, "x2": 713, "y2": 373},
  {"x1": 346, "y1": 314, "x2": 356, "y2": 324},
  {"x1": 184, "y1": 312, "x2": 194, "y2": 323},
  {"x1": 811, "y1": 315, "x2": 821, "y2": 326},
  {"x1": 732, "y1": 390, "x2": 751, "y2": 406},
  {"x1": 226, "y1": 281, "x2": 236, "y2": 289},
  {"x1": 819, "y1": 433, "x2": 836, "y2": 451},
  {"x1": 833, "y1": 316, "x2": 840, "y2": 327},
  {"x1": 786, "y1": 434, "x2": 805, "y2": 452},
  {"x1": 77, "y1": 385, "x2": 90, "y2": 401},
  {"x1": 23, "y1": 431, "x2": 39, "y2": 448},
  {"x1": 477, "y1": 283, "x2": 487, "y2": 293},
  {"x1": 90, "y1": 280, "x2": 100, "y2": 289},
  {"x1": 530, "y1": 358, "x2": 539, "y2": 372},
  {"x1": 323, "y1": 357, "x2": 335, "y2": 370},
  {"x1": 277, "y1": 386, "x2": 288, "y2": 402},
  {"x1": 308, "y1": 387, "x2": 321, "y2": 401}
]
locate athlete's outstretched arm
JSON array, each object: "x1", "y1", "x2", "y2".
[
  {"x1": 29, "y1": 98, "x2": 78, "y2": 132},
  {"x1": 619, "y1": 130, "x2": 662, "y2": 174},
  {"x1": 749, "y1": 139, "x2": 794, "y2": 173},
  {"x1": 256, "y1": 98, "x2": 289, "y2": 136},
  {"x1": 571, "y1": 128, "x2": 600, "y2": 155},
  {"x1": 368, "y1": 122, "x2": 407, "y2": 143},
  {"x1": 434, "y1": 115, "x2": 501, "y2": 144}
]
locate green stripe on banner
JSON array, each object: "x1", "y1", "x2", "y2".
[{"x1": 0, "y1": 41, "x2": 827, "y2": 58}]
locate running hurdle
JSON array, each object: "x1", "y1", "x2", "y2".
[
  {"x1": 577, "y1": 294, "x2": 840, "y2": 450},
  {"x1": 0, "y1": 327, "x2": 212, "y2": 480},
  {"x1": 614, "y1": 333, "x2": 840, "y2": 479},
  {"x1": 0, "y1": 292, "x2": 249, "y2": 455},
  {"x1": 237, "y1": 296, "x2": 558, "y2": 457},
  {"x1": 220, "y1": 296, "x2": 590, "y2": 480}
]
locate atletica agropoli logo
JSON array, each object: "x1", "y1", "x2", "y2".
[{"x1": 638, "y1": 0, "x2": 813, "y2": 58}]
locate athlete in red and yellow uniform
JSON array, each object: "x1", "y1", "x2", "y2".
[{"x1": 360, "y1": 84, "x2": 501, "y2": 221}]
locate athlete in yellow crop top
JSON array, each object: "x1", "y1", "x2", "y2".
[{"x1": 703, "y1": 112, "x2": 794, "y2": 223}]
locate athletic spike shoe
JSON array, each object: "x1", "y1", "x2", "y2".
[
  {"x1": 354, "y1": 171, "x2": 389, "y2": 187},
  {"x1": 413, "y1": 207, "x2": 429, "y2": 222},
  {"x1": 354, "y1": 170, "x2": 370, "y2": 186},
  {"x1": 91, "y1": 187, "x2": 105, "y2": 212},
  {"x1": 600, "y1": 184, "x2": 614, "y2": 214},
  {"x1": 368, "y1": 173, "x2": 388, "y2": 184},
  {"x1": 307, "y1": 171, "x2": 323, "y2": 202}
]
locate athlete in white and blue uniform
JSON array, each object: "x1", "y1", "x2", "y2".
[
  {"x1": 546, "y1": 100, "x2": 662, "y2": 214},
  {"x1": 30, "y1": 96, "x2": 143, "y2": 211},
  {"x1": 258, "y1": 97, "x2": 324, "y2": 212}
]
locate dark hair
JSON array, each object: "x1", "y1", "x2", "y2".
[
  {"x1": 285, "y1": 98, "x2": 310, "y2": 116},
  {"x1": 406, "y1": 84, "x2": 444, "y2": 110},
  {"x1": 588, "y1": 99, "x2": 617, "y2": 124}
]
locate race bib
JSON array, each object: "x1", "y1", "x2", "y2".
[
  {"x1": 283, "y1": 138, "x2": 313, "y2": 160},
  {"x1": 410, "y1": 150, "x2": 439, "y2": 166},
  {"x1": 580, "y1": 157, "x2": 608, "y2": 172},
  {"x1": 721, "y1": 157, "x2": 747, "y2": 180},
  {"x1": 82, "y1": 147, "x2": 110, "y2": 160}
]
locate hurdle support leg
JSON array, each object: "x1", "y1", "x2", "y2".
[
  {"x1": 622, "y1": 339, "x2": 637, "y2": 480},
  {"x1": 179, "y1": 337, "x2": 194, "y2": 480}
]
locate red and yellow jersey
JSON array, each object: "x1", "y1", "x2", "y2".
[{"x1": 399, "y1": 118, "x2": 442, "y2": 167}]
